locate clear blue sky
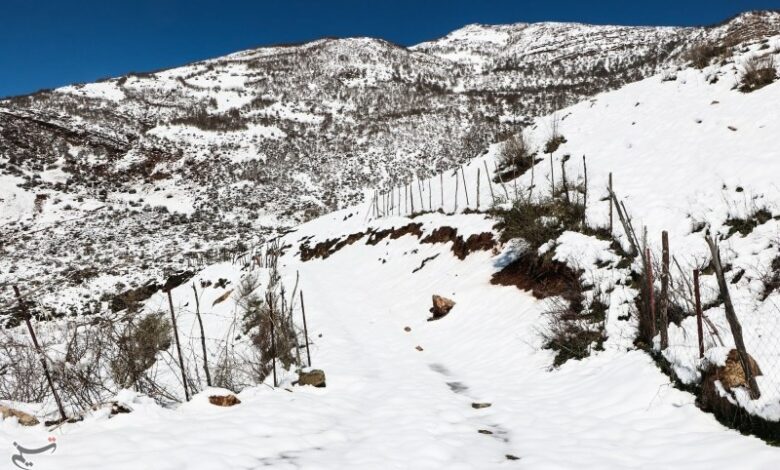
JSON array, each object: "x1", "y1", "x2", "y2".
[{"x1": 2, "y1": 0, "x2": 779, "y2": 97}]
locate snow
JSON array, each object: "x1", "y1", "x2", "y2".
[
  {"x1": 0, "y1": 175, "x2": 34, "y2": 224},
  {"x1": 4, "y1": 20, "x2": 780, "y2": 470},
  {"x1": 4, "y1": 208, "x2": 780, "y2": 468}
]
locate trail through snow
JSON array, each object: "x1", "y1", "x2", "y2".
[{"x1": 4, "y1": 218, "x2": 780, "y2": 469}]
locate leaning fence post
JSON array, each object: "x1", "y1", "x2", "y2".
[
  {"x1": 483, "y1": 160, "x2": 495, "y2": 203},
  {"x1": 300, "y1": 290, "x2": 312, "y2": 367},
  {"x1": 192, "y1": 283, "x2": 212, "y2": 387},
  {"x1": 693, "y1": 268, "x2": 705, "y2": 359},
  {"x1": 13, "y1": 286, "x2": 67, "y2": 422},
  {"x1": 705, "y1": 236, "x2": 760, "y2": 399},
  {"x1": 460, "y1": 166, "x2": 470, "y2": 208},
  {"x1": 166, "y1": 289, "x2": 190, "y2": 401},
  {"x1": 659, "y1": 231, "x2": 670, "y2": 350}
]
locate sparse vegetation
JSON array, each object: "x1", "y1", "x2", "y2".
[
  {"x1": 740, "y1": 55, "x2": 777, "y2": 92},
  {"x1": 496, "y1": 195, "x2": 585, "y2": 251}
]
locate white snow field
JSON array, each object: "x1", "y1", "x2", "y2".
[
  {"x1": 3, "y1": 33, "x2": 780, "y2": 470},
  {"x1": 3, "y1": 209, "x2": 780, "y2": 469}
]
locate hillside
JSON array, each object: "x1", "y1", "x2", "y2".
[
  {"x1": 3, "y1": 12, "x2": 780, "y2": 318},
  {"x1": 2, "y1": 17, "x2": 780, "y2": 467}
]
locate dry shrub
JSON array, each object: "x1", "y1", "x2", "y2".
[
  {"x1": 110, "y1": 314, "x2": 171, "y2": 389},
  {"x1": 686, "y1": 42, "x2": 728, "y2": 69},
  {"x1": 540, "y1": 288, "x2": 606, "y2": 367},
  {"x1": 241, "y1": 242, "x2": 302, "y2": 383},
  {"x1": 0, "y1": 332, "x2": 48, "y2": 403},
  {"x1": 740, "y1": 55, "x2": 777, "y2": 92}
]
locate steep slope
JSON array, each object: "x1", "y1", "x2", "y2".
[
  {"x1": 2, "y1": 27, "x2": 780, "y2": 468},
  {"x1": 2, "y1": 12, "x2": 780, "y2": 318}
]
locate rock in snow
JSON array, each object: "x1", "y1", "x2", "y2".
[
  {"x1": 428, "y1": 295, "x2": 456, "y2": 321},
  {"x1": 297, "y1": 369, "x2": 327, "y2": 388}
]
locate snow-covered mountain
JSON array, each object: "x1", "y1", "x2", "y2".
[
  {"x1": 3, "y1": 10, "x2": 780, "y2": 468},
  {"x1": 1, "y1": 12, "x2": 779, "y2": 318},
  {"x1": 3, "y1": 26, "x2": 780, "y2": 464}
]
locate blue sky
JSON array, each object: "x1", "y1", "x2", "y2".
[{"x1": 2, "y1": 0, "x2": 779, "y2": 97}]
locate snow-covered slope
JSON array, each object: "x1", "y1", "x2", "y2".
[
  {"x1": 4, "y1": 12, "x2": 780, "y2": 318},
  {"x1": 3, "y1": 29, "x2": 780, "y2": 467}
]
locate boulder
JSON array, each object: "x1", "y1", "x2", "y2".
[
  {"x1": 700, "y1": 349, "x2": 763, "y2": 416},
  {"x1": 428, "y1": 295, "x2": 456, "y2": 321},
  {"x1": 208, "y1": 394, "x2": 241, "y2": 407},
  {"x1": 0, "y1": 405, "x2": 39, "y2": 426},
  {"x1": 715, "y1": 349, "x2": 762, "y2": 390},
  {"x1": 298, "y1": 369, "x2": 326, "y2": 387}
]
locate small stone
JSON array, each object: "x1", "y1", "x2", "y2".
[
  {"x1": 477, "y1": 429, "x2": 493, "y2": 435},
  {"x1": 415, "y1": 345, "x2": 424, "y2": 351},
  {"x1": 298, "y1": 369, "x2": 327, "y2": 387},
  {"x1": 506, "y1": 454, "x2": 520, "y2": 460},
  {"x1": 404, "y1": 326, "x2": 411, "y2": 332},
  {"x1": 471, "y1": 402, "x2": 492, "y2": 409},
  {"x1": 208, "y1": 394, "x2": 241, "y2": 407}
]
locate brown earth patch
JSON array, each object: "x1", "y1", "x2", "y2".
[
  {"x1": 300, "y1": 223, "x2": 495, "y2": 262},
  {"x1": 490, "y1": 252, "x2": 580, "y2": 299}
]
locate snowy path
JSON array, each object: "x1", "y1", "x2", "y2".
[{"x1": 3, "y1": 233, "x2": 780, "y2": 469}]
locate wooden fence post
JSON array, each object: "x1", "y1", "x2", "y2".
[
  {"x1": 476, "y1": 168, "x2": 481, "y2": 210},
  {"x1": 483, "y1": 160, "x2": 495, "y2": 203},
  {"x1": 167, "y1": 289, "x2": 190, "y2": 401},
  {"x1": 460, "y1": 167, "x2": 470, "y2": 208},
  {"x1": 693, "y1": 268, "x2": 705, "y2": 359},
  {"x1": 300, "y1": 290, "x2": 312, "y2": 367},
  {"x1": 582, "y1": 155, "x2": 588, "y2": 226},
  {"x1": 409, "y1": 182, "x2": 415, "y2": 214},
  {"x1": 549, "y1": 153, "x2": 555, "y2": 197},
  {"x1": 406, "y1": 183, "x2": 409, "y2": 214},
  {"x1": 659, "y1": 231, "x2": 670, "y2": 350},
  {"x1": 440, "y1": 172, "x2": 444, "y2": 210},
  {"x1": 608, "y1": 172, "x2": 613, "y2": 234},
  {"x1": 13, "y1": 286, "x2": 67, "y2": 422},
  {"x1": 454, "y1": 171, "x2": 459, "y2": 212},
  {"x1": 646, "y1": 248, "x2": 657, "y2": 342},
  {"x1": 269, "y1": 315, "x2": 278, "y2": 387},
  {"x1": 705, "y1": 236, "x2": 760, "y2": 399},
  {"x1": 428, "y1": 179, "x2": 432, "y2": 212},
  {"x1": 560, "y1": 157, "x2": 569, "y2": 204},
  {"x1": 192, "y1": 283, "x2": 211, "y2": 387},
  {"x1": 417, "y1": 178, "x2": 425, "y2": 212}
]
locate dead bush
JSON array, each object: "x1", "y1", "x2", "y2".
[
  {"x1": 540, "y1": 288, "x2": 606, "y2": 367},
  {"x1": 686, "y1": 42, "x2": 728, "y2": 69},
  {"x1": 0, "y1": 332, "x2": 48, "y2": 403},
  {"x1": 740, "y1": 55, "x2": 777, "y2": 92},
  {"x1": 110, "y1": 314, "x2": 171, "y2": 389}
]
